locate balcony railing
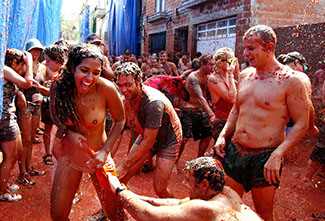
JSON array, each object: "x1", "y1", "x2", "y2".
[
  {"x1": 177, "y1": 0, "x2": 214, "y2": 15},
  {"x1": 147, "y1": 11, "x2": 169, "y2": 23}
]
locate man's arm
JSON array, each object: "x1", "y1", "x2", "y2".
[
  {"x1": 208, "y1": 74, "x2": 236, "y2": 104},
  {"x1": 138, "y1": 195, "x2": 189, "y2": 206},
  {"x1": 214, "y1": 103, "x2": 239, "y2": 157},
  {"x1": 118, "y1": 128, "x2": 159, "y2": 177},
  {"x1": 107, "y1": 173, "x2": 212, "y2": 221},
  {"x1": 189, "y1": 76, "x2": 215, "y2": 123},
  {"x1": 119, "y1": 191, "x2": 213, "y2": 221},
  {"x1": 101, "y1": 56, "x2": 115, "y2": 81},
  {"x1": 311, "y1": 70, "x2": 320, "y2": 90},
  {"x1": 307, "y1": 103, "x2": 319, "y2": 137},
  {"x1": 118, "y1": 100, "x2": 164, "y2": 177},
  {"x1": 171, "y1": 62, "x2": 179, "y2": 76},
  {"x1": 264, "y1": 75, "x2": 309, "y2": 184},
  {"x1": 180, "y1": 69, "x2": 192, "y2": 79}
]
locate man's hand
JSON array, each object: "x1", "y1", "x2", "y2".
[
  {"x1": 32, "y1": 93, "x2": 43, "y2": 104},
  {"x1": 214, "y1": 136, "x2": 226, "y2": 158},
  {"x1": 208, "y1": 115, "x2": 216, "y2": 126},
  {"x1": 264, "y1": 152, "x2": 282, "y2": 184},
  {"x1": 107, "y1": 173, "x2": 122, "y2": 193}
]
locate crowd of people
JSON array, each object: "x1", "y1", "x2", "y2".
[{"x1": 0, "y1": 24, "x2": 324, "y2": 221}]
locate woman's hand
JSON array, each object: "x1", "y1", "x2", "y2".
[
  {"x1": 86, "y1": 149, "x2": 109, "y2": 169},
  {"x1": 32, "y1": 93, "x2": 43, "y2": 104},
  {"x1": 23, "y1": 51, "x2": 32, "y2": 65}
]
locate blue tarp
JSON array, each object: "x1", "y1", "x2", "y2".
[
  {"x1": 0, "y1": 0, "x2": 11, "y2": 119},
  {"x1": 37, "y1": 0, "x2": 63, "y2": 46},
  {"x1": 7, "y1": 0, "x2": 40, "y2": 50},
  {"x1": 80, "y1": 5, "x2": 90, "y2": 43},
  {"x1": 107, "y1": 0, "x2": 137, "y2": 56}
]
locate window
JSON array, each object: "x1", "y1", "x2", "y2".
[
  {"x1": 197, "y1": 17, "x2": 237, "y2": 40},
  {"x1": 156, "y1": 0, "x2": 165, "y2": 12}
]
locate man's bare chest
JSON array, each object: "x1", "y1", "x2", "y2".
[{"x1": 238, "y1": 80, "x2": 286, "y2": 108}]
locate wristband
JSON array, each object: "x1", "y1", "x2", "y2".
[
  {"x1": 115, "y1": 184, "x2": 127, "y2": 196},
  {"x1": 229, "y1": 74, "x2": 234, "y2": 78}
]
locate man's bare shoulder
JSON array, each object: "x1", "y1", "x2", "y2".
[
  {"x1": 208, "y1": 73, "x2": 221, "y2": 85},
  {"x1": 237, "y1": 66, "x2": 255, "y2": 83},
  {"x1": 294, "y1": 70, "x2": 311, "y2": 85},
  {"x1": 179, "y1": 198, "x2": 224, "y2": 219},
  {"x1": 281, "y1": 67, "x2": 306, "y2": 86},
  {"x1": 315, "y1": 69, "x2": 325, "y2": 76},
  {"x1": 187, "y1": 70, "x2": 199, "y2": 80},
  {"x1": 112, "y1": 61, "x2": 121, "y2": 70},
  {"x1": 167, "y1": 61, "x2": 177, "y2": 68}
]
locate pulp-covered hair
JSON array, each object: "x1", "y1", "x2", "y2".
[
  {"x1": 184, "y1": 157, "x2": 225, "y2": 192},
  {"x1": 141, "y1": 52, "x2": 149, "y2": 57},
  {"x1": 123, "y1": 49, "x2": 132, "y2": 56},
  {"x1": 284, "y1": 51, "x2": 307, "y2": 66},
  {"x1": 214, "y1": 47, "x2": 234, "y2": 61},
  {"x1": 159, "y1": 50, "x2": 167, "y2": 57},
  {"x1": 244, "y1": 25, "x2": 277, "y2": 48},
  {"x1": 44, "y1": 45, "x2": 66, "y2": 65},
  {"x1": 199, "y1": 53, "x2": 213, "y2": 65},
  {"x1": 5, "y1": 49, "x2": 24, "y2": 67},
  {"x1": 277, "y1": 54, "x2": 287, "y2": 64},
  {"x1": 192, "y1": 59, "x2": 200, "y2": 70},
  {"x1": 54, "y1": 39, "x2": 69, "y2": 51},
  {"x1": 114, "y1": 62, "x2": 143, "y2": 82},
  {"x1": 53, "y1": 43, "x2": 104, "y2": 127}
]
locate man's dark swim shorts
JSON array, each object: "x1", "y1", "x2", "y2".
[
  {"x1": 224, "y1": 141, "x2": 283, "y2": 192},
  {"x1": 179, "y1": 109, "x2": 212, "y2": 141}
]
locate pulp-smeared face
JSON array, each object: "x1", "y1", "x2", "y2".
[
  {"x1": 74, "y1": 57, "x2": 101, "y2": 95},
  {"x1": 181, "y1": 55, "x2": 189, "y2": 64},
  {"x1": 286, "y1": 61, "x2": 304, "y2": 72},
  {"x1": 159, "y1": 53, "x2": 167, "y2": 64},
  {"x1": 243, "y1": 35, "x2": 268, "y2": 68},
  {"x1": 44, "y1": 54, "x2": 62, "y2": 72},
  {"x1": 29, "y1": 48, "x2": 42, "y2": 62},
  {"x1": 141, "y1": 55, "x2": 148, "y2": 63},
  {"x1": 123, "y1": 54, "x2": 131, "y2": 63},
  {"x1": 12, "y1": 60, "x2": 27, "y2": 76},
  {"x1": 217, "y1": 53, "x2": 234, "y2": 72},
  {"x1": 182, "y1": 171, "x2": 200, "y2": 199},
  {"x1": 116, "y1": 74, "x2": 141, "y2": 100},
  {"x1": 150, "y1": 58, "x2": 159, "y2": 68},
  {"x1": 203, "y1": 59, "x2": 215, "y2": 74}
]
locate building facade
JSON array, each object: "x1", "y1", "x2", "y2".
[{"x1": 143, "y1": 0, "x2": 325, "y2": 65}]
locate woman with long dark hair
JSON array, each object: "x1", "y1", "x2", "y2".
[{"x1": 50, "y1": 44, "x2": 126, "y2": 220}]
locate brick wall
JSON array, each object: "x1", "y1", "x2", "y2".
[
  {"x1": 274, "y1": 22, "x2": 325, "y2": 79},
  {"x1": 144, "y1": 0, "x2": 251, "y2": 60},
  {"x1": 144, "y1": 0, "x2": 325, "y2": 64},
  {"x1": 251, "y1": 0, "x2": 325, "y2": 28}
]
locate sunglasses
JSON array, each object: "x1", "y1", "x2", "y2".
[{"x1": 219, "y1": 58, "x2": 236, "y2": 64}]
